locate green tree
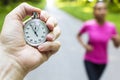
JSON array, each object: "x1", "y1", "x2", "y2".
[
  {"x1": 119, "y1": 0, "x2": 120, "y2": 3},
  {"x1": 109, "y1": 0, "x2": 114, "y2": 3},
  {"x1": 0, "y1": 0, "x2": 41, "y2": 6}
]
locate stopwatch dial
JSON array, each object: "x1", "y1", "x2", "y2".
[{"x1": 24, "y1": 19, "x2": 49, "y2": 46}]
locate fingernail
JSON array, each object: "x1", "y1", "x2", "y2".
[
  {"x1": 47, "y1": 34, "x2": 54, "y2": 41},
  {"x1": 38, "y1": 45, "x2": 45, "y2": 51},
  {"x1": 47, "y1": 23, "x2": 54, "y2": 31}
]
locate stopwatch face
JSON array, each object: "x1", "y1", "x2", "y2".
[{"x1": 24, "y1": 19, "x2": 49, "y2": 46}]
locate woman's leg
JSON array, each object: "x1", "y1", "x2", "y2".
[
  {"x1": 84, "y1": 60, "x2": 106, "y2": 80},
  {"x1": 96, "y1": 64, "x2": 106, "y2": 79},
  {"x1": 84, "y1": 60, "x2": 98, "y2": 80}
]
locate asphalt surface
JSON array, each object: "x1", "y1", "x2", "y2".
[{"x1": 24, "y1": 4, "x2": 120, "y2": 80}]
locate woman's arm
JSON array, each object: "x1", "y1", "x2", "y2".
[
  {"x1": 112, "y1": 34, "x2": 120, "y2": 48},
  {"x1": 77, "y1": 33, "x2": 93, "y2": 52}
]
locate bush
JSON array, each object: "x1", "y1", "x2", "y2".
[{"x1": 108, "y1": 3, "x2": 120, "y2": 13}]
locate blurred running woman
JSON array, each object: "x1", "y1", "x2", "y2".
[{"x1": 77, "y1": 1, "x2": 120, "y2": 80}]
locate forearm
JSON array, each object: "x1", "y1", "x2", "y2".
[
  {"x1": 0, "y1": 49, "x2": 26, "y2": 80},
  {"x1": 118, "y1": 35, "x2": 120, "y2": 46},
  {"x1": 77, "y1": 34, "x2": 87, "y2": 48},
  {"x1": 112, "y1": 35, "x2": 120, "y2": 48}
]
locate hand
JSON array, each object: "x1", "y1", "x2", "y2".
[
  {"x1": 112, "y1": 35, "x2": 120, "y2": 47},
  {"x1": 112, "y1": 35, "x2": 120, "y2": 40},
  {"x1": 84, "y1": 44, "x2": 94, "y2": 52},
  {"x1": 0, "y1": 2, "x2": 61, "y2": 80},
  {"x1": 77, "y1": 35, "x2": 93, "y2": 52}
]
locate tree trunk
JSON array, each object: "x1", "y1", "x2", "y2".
[
  {"x1": 12, "y1": 0, "x2": 18, "y2": 2},
  {"x1": 86, "y1": 0, "x2": 90, "y2": 3},
  {"x1": 119, "y1": 0, "x2": 120, "y2": 3},
  {"x1": 3, "y1": 0, "x2": 9, "y2": 5},
  {"x1": 109, "y1": 0, "x2": 114, "y2": 3}
]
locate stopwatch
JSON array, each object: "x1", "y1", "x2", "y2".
[{"x1": 24, "y1": 12, "x2": 49, "y2": 46}]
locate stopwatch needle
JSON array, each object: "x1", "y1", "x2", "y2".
[
  {"x1": 34, "y1": 26, "x2": 39, "y2": 37},
  {"x1": 34, "y1": 31, "x2": 38, "y2": 37},
  {"x1": 30, "y1": 25, "x2": 38, "y2": 37}
]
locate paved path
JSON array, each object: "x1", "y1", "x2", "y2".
[{"x1": 24, "y1": 4, "x2": 120, "y2": 80}]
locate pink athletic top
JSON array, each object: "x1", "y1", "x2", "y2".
[{"x1": 79, "y1": 20, "x2": 117, "y2": 64}]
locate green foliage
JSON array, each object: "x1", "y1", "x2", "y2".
[
  {"x1": 56, "y1": 1, "x2": 120, "y2": 33},
  {"x1": 107, "y1": 3, "x2": 120, "y2": 13},
  {"x1": 0, "y1": 0, "x2": 46, "y2": 31},
  {"x1": 61, "y1": 6, "x2": 93, "y2": 21},
  {"x1": 57, "y1": 0, "x2": 120, "y2": 13},
  {"x1": 0, "y1": 0, "x2": 42, "y2": 6}
]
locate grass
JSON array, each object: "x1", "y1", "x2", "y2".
[
  {"x1": 0, "y1": 1, "x2": 46, "y2": 31},
  {"x1": 56, "y1": 1, "x2": 120, "y2": 34}
]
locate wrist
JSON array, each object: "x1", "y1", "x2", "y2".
[
  {"x1": 0, "y1": 46, "x2": 27, "y2": 80},
  {"x1": 83, "y1": 44, "x2": 87, "y2": 49}
]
